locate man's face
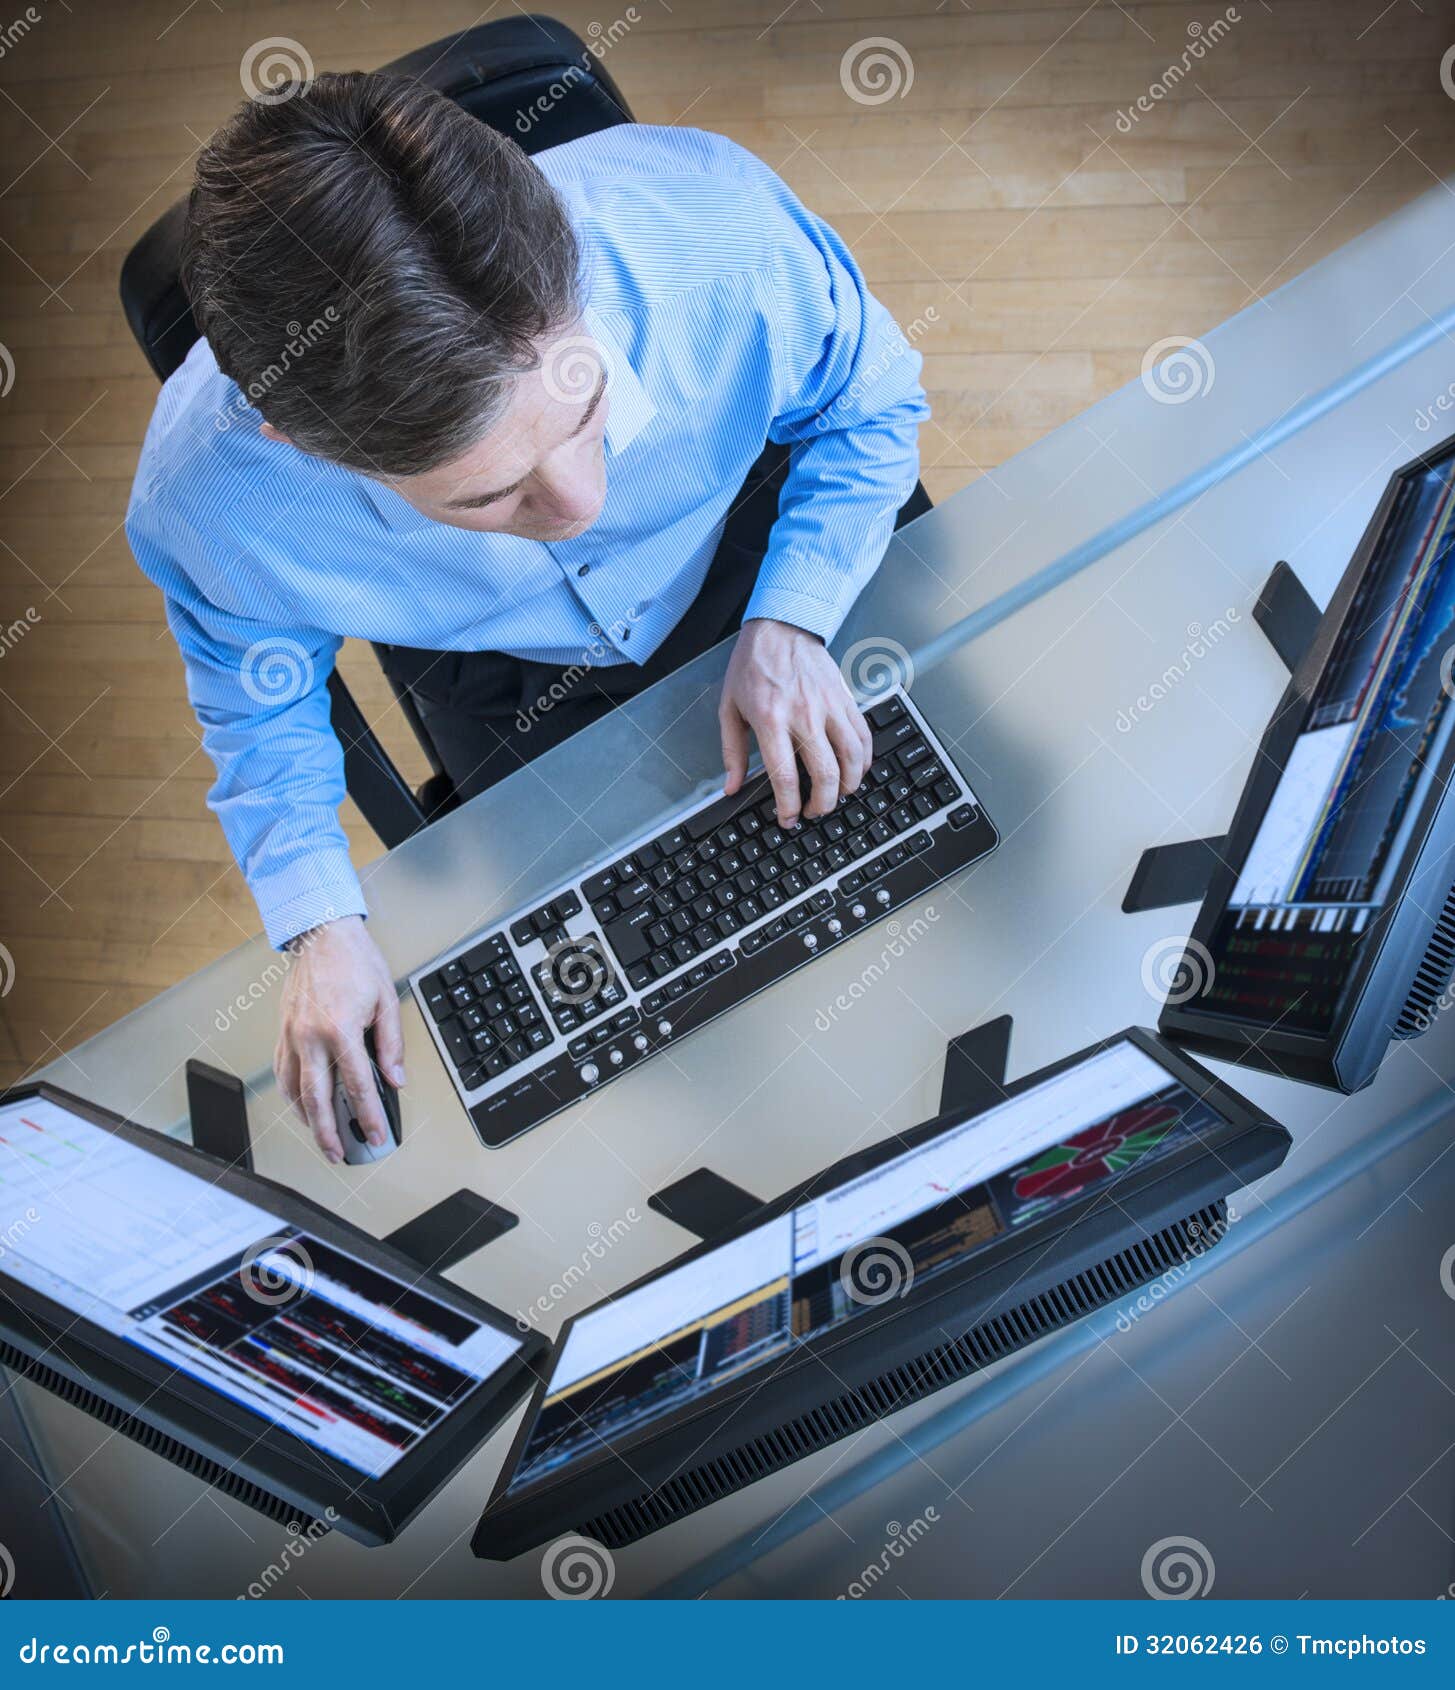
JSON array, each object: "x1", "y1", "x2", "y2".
[{"x1": 264, "y1": 329, "x2": 612, "y2": 542}]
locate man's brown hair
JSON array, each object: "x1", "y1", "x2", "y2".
[{"x1": 182, "y1": 71, "x2": 582, "y2": 477}]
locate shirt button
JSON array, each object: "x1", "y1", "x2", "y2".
[
  {"x1": 576, "y1": 563, "x2": 590, "y2": 578},
  {"x1": 621, "y1": 627, "x2": 632, "y2": 642}
]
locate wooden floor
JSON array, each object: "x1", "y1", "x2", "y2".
[{"x1": 1, "y1": 0, "x2": 1453, "y2": 1083}]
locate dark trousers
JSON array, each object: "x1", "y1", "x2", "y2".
[{"x1": 379, "y1": 446, "x2": 931, "y2": 803}]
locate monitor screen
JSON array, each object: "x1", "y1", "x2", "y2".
[
  {"x1": 505, "y1": 1038, "x2": 1223, "y2": 1492},
  {"x1": 1187, "y1": 448, "x2": 1455, "y2": 1038},
  {"x1": 0, "y1": 1096, "x2": 522, "y2": 1480}
]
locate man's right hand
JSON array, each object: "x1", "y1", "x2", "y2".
[{"x1": 273, "y1": 914, "x2": 405, "y2": 1163}]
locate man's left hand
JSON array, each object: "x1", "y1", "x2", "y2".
[{"x1": 720, "y1": 618, "x2": 872, "y2": 827}]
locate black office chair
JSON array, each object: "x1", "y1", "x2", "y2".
[{"x1": 118, "y1": 16, "x2": 634, "y2": 848}]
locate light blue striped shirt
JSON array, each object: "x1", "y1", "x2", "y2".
[{"x1": 126, "y1": 125, "x2": 928, "y2": 948}]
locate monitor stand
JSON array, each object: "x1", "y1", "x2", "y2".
[
  {"x1": 648, "y1": 1167, "x2": 766, "y2": 1242},
  {"x1": 1122, "y1": 561, "x2": 1320, "y2": 915},
  {"x1": 939, "y1": 1012, "x2": 1014, "y2": 1116}
]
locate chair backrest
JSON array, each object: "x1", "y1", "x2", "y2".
[{"x1": 119, "y1": 14, "x2": 633, "y2": 382}]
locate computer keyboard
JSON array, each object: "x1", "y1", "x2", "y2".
[{"x1": 410, "y1": 687, "x2": 997, "y2": 1147}]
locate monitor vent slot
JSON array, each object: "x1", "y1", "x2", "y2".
[
  {"x1": 577, "y1": 1204, "x2": 1225, "y2": 1552},
  {"x1": 0, "y1": 1341, "x2": 321, "y2": 1534},
  {"x1": 1394, "y1": 879, "x2": 1455, "y2": 1038}
]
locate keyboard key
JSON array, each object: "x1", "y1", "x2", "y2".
[
  {"x1": 552, "y1": 892, "x2": 582, "y2": 922},
  {"x1": 898, "y1": 740, "x2": 931, "y2": 770},
  {"x1": 642, "y1": 990, "x2": 667, "y2": 1013},
  {"x1": 629, "y1": 961, "x2": 656, "y2": 990},
  {"x1": 948, "y1": 804, "x2": 978, "y2": 830},
  {"x1": 441, "y1": 961, "x2": 465, "y2": 988},
  {"x1": 741, "y1": 931, "x2": 764, "y2": 955},
  {"x1": 652, "y1": 826, "x2": 688, "y2": 858},
  {"x1": 460, "y1": 934, "x2": 508, "y2": 974},
  {"x1": 510, "y1": 918, "x2": 535, "y2": 947},
  {"x1": 912, "y1": 792, "x2": 937, "y2": 819},
  {"x1": 582, "y1": 868, "x2": 617, "y2": 902},
  {"x1": 711, "y1": 952, "x2": 734, "y2": 974},
  {"x1": 687, "y1": 963, "x2": 711, "y2": 988},
  {"x1": 866, "y1": 695, "x2": 905, "y2": 730},
  {"x1": 872, "y1": 716, "x2": 919, "y2": 756},
  {"x1": 526, "y1": 1026, "x2": 551, "y2": 1052},
  {"x1": 934, "y1": 778, "x2": 960, "y2": 806},
  {"x1": 603, "y1": 906, "x2": 657, "y2": 967}
]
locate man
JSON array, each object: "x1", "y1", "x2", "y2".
[{"x1": 127, "y1": 72, "x2": 928, "y2": 1163}]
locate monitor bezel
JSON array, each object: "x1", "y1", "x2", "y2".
[
  {"x1": 1158, "y1": 431, "x2": 1455, "y2": 1091},
  {"x1": 0, "y1": 1081, "x2": 548, "y2": 1547},
  {"x1": 474, "y1": 1027, "x2": 1288, "y2": 1556}
]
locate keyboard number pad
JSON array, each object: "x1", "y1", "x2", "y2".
[{"x1": 531, "y1": 933, "x2": 626, "y2": 1034}]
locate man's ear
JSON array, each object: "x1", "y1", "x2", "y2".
[{"x1": 258, "y1": 421, "x2": 291, "y2": 445}]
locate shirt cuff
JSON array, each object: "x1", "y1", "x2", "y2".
[
  {"x1": 251, "y1": 851, "x2": 369, "y2": 950},
  {"x1": 741, "y1": 579, "x2": 849, "y2": 645}
]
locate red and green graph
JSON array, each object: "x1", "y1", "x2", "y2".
[{"x1": 1002, "y1": 1098, "x2": 1184, "y2": 1228}]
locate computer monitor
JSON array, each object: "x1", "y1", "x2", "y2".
[
  {"x1": 1159, "y1": 433, "x2": 1455, "y2": 1091},
  {"x1": 0, "y1": 1083, "x2": 547, "y2": 1546},
  {"x1": 472, "y1": 1028, "x2": 1288, "y2": 1558}
]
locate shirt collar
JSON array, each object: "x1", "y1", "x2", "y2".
[{"x1": 357, "y1": 309, "x2": 656, "y2": 535}]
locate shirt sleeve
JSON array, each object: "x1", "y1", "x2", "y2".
[
  {"x1": 126, "y1": 502, "x2": 367, "y2": 950},
  {"x1": 735, "y1": 155, "x2": 930, "y2": 642}
]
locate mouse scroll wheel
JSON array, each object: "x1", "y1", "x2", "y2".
[{"x1": 349, "y1": 1117, "x2": 367, "y2": 1144}]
